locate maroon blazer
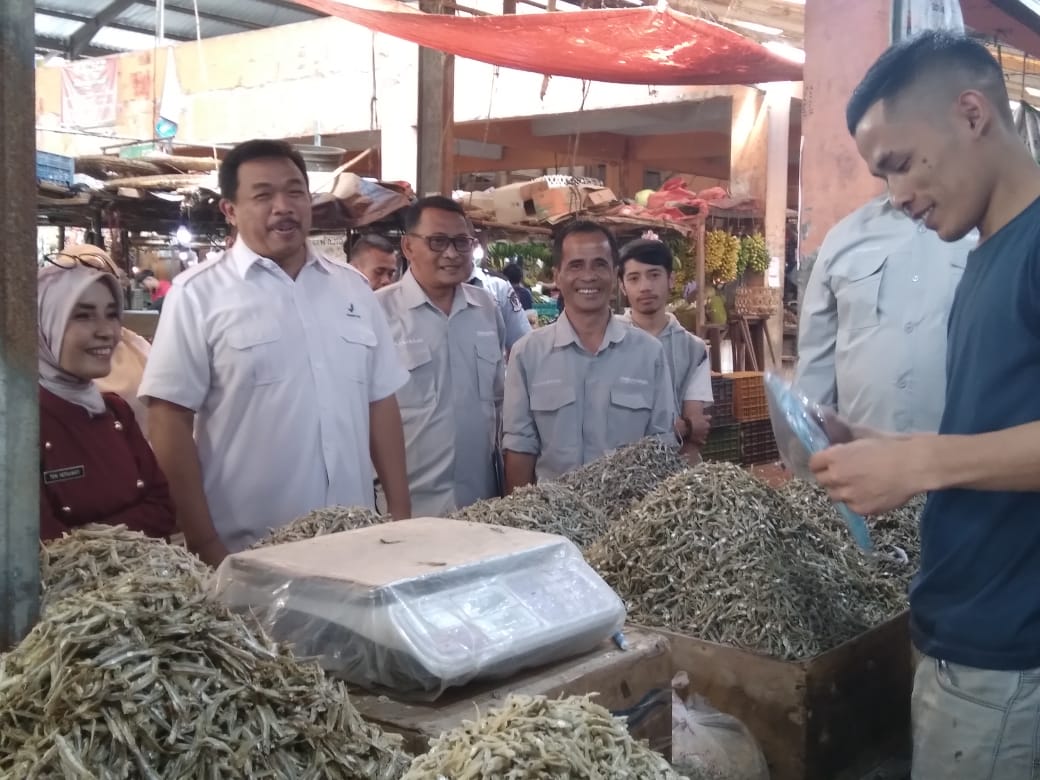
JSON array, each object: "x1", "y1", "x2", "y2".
[{"x1": 39, "y1": 386, "x2": 176, "y2": 541}]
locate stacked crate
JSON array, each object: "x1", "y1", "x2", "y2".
[
  {"x1": 729, "y1": 371, "x2": 779, "y2": 465},
  {"x1": 702, "y1": 374, "x2": 739, "y2": 463}
]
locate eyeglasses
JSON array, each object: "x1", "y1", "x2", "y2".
[
  {"x1": 407, "y1": 233, "x2": 479, "y2": 254},
  {"x1": 44, "y1": 251, "x2": 118, "y2": 274}
]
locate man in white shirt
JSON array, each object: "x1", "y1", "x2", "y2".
[
  {"x1": 140, "y1": 139, "x2": 410, "y2": 564},
  {"x1": 618, "y1": 238, "x2": 712, "y2": 461},
  {"x1": 796, "y1": 194, "x2": 974, "y2": 433},
  {"x1": 347, "y1": 233, "x2": 398, "y2": 291},
  {"x1": 377, "y1": 196, "x2": 506, "y2": 517}
]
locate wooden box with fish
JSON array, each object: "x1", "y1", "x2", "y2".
[
  {"x1": 348, "y1": 627, "x2": 674, "y2": 759},
  {"x1": 644, "y1": 613, "x2": 912, "y2": 780}
]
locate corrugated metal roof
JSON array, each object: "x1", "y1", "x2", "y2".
[{"x1": 35, "y1": 0, "x2": 325, "y2": 58}]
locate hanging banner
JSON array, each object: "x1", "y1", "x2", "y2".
[
  {"x1": 287, "y1": 0, "x2": 803, "y2": 85},
  {"x1": 61, "y1": 58, "x2": 118, "y2": 128},
  {"x1": 156, "y1": 47, "x2": 184, "y2": 139},
  {"x1": 894, "y1": 0, "x2": 965, "y2": 41}
]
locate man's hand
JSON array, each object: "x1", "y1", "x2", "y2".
[
  {"x1": 809, "y1": 436, "x2": 932, "y2": 515},
  {"x1": 193, "y1": 536, "x2": 231, "y2": 567}
]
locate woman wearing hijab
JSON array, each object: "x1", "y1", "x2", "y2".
[
  {"x1": 38, "y1": 257, "x2": 175, "y2": 541},
  {"x1": 57, "y1": 244, "x2": 154, "y2": 435}
]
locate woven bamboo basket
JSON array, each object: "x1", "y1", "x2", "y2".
[{"x1": 734, "y1": 286, "x2": 781, "y2": 318}]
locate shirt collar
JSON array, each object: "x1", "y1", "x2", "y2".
[
  {"x1": 620, "y1": 309, "x2": 679, "y2": 337},
  {"x1": 229, "y1": 239, "x2": 329, "y2": 280},
  {"x1": 552, "y1": 312, "x2": 628, "y2": 353},
  {"x1": 400, "y1": 269, "x2": 484, "y2": 314}
]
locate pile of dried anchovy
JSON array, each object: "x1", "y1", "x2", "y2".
[
  {"x1": 452, "y1": 482, "x2": 604, "y2": 550},
  {"x1": 780, "y1": 479, "x2": 924, "y2": 608},
  {"x1": 250, "y1": 505, "x2": 388, "y2": 548},
  {"x1": 587, "y1": 463, "x2": 880, "y2": 659},
  {"x1": 402, "y1": 694, "x2": 687, "y2": 779},
  {"x1": 558, "y1": 437, "x2": 689, "y2": 524},
  {"x1": 0, "y1": 569, "x2": 410, "y2": 779},
  {"x1": 40, "y1": 524, "x2": 208, "y2": 609}
]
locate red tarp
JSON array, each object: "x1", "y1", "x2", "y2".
[{"x1": 288, "y1": 0, "x2": 803, "y2": 85}]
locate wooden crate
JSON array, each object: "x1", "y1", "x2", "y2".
[
  {"x1": 349, "y1": 628, "x2": 673, "y2": 757},
  {"x1": 729, "y1": 370, "x2": 769, "y2": 421},
  {"x1": 642, "y1": 613, "x2": 912, "y2": 780}
]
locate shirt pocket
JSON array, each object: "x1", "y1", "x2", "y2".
[
  {"x1": 337, "y1": 320, "x2": 377, "y2": 384},
  {"x1": 607, "y1": 387, "x2": 653, "y2": 444},
  {"x1": 226, "y1": 319, "x2": 285, "y2": 386},
  {"x1": 395, "y1": 341, "x2": 435, "y2": 409},
  {"x1": 474, "y1": 337, "x2": 502, "y2": 402},
  {"x1": 530, "y1": 383, "x2": 577, "y2": 448},
  {"x1": 836, "y1": 254, "x2": 887, "y2": 332}
]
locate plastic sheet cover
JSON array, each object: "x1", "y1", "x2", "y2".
[
  {"x1": 212, "y1": 518, "x2": 626, "y2": 700},
  {"x1": 763, "y1": 373, "x2": 873, "y2": 550},
  {"x1": 287, "y1": 0, "x2": 804, "y2": 86}
]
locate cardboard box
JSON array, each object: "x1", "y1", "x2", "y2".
[
  {"x1": 350, "y1": 627, "x2": 672, "y2": 758},
  {"x1": 492, "y1": 179, "x2": 549, "y2": 223},
  {"x1": 457, "y1": 190, "x2": 496, "y2": 213},
  {"x1": 534, "y1": 186, "x2": 582, "y2": 220},
  {"x1": 584, "y1": 186, "x2": 617, "y2": 207},
  {"x1": 642, "y1": 612, "x2": 913, "y2": 780}
]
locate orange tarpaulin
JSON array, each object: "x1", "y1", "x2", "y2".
[{"x1": 288, "y1": 0, "x2": 803, "y2": 85}]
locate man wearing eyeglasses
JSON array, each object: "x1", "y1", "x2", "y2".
[{"x1": 376, "y1": 196, "x2": 506, "y2": 517}]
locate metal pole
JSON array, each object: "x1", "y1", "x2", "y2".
[{"x1": 0, "y1": 0, "x2": 41, "y2": 649}]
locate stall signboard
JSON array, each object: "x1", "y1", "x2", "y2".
[
  {"x1": 311, "y1": 232, "x2": 348, "y2": 263},
  {"x1": 61, "y1": 59, "x2": 118, "y2": 129}
]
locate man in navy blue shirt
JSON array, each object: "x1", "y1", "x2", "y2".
[{"x1": 810, "y1": 31, "x2": 1040, "y2": 779}]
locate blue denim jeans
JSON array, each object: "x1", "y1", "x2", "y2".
[{"x1": 912, "y1": 654, "x2": 1040, "y2": 779}]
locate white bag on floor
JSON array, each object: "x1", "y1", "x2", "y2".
[
  {"x1": 895, "y1": 0, "x2": 964, "y2": 40},
  {"x1": 671, "y1": 680, "x2": 769, "y2": 780}
]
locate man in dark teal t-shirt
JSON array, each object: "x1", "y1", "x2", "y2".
[{"x1": 809, "y1": 31, "x2": 1040, "y2": 780}]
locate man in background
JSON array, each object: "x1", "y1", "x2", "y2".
[
  {"x1": 503, "y1": 220, "x2": 675, "y2": 490},
  {"x1": 347, "y1": 233, "x2": 398, "y2": 291},
  {"x1": 502, "y1": 263, "x2": 534, "y2": 310},
  {"x1": 796, "y1": 194, "x2": 973, "y2": 433},
  {"x1": 377, "y1": 196, "x2": 506, "y2": 516},
  {"x1": 618, "y1": 238, "x2": 712, "y2": 461},
  {"x1": 141, "y1": 139, "x2": 410, "y2": 563},
  {"x1": 135, "y1": 269, "x2": 172, "y2": 311}
]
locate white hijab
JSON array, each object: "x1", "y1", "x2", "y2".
[{"x1": 38, "y1": 263, "x2": 123, "y2": 415}]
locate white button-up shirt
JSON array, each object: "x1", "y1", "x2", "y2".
[
  {"x1": 796, "y1": 196, "x2": 975, "y2": 433},
  {"x1": 376, "y1": 271, "x2": 506, "y2": 517},
  {"x1": 139, "y1": 240, "x2": 407, "y2": 552}
]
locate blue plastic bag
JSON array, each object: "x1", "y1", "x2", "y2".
[{"x1": 763, "y1": 373, "x2": 872, "y2": 550}]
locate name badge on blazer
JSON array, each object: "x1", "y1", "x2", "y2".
[{"x1": 43, "y1": 466, "x2": 85, "y2": 484}]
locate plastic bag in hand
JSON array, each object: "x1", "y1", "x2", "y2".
[{"x1": 764, "y1": 372, "x2": 872, "y2": 550}]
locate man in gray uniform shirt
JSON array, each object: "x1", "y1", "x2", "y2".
[
  {"x1": 377, "y1": 196, "x2": 506, "y2": 517},
  {"x1": 796, "y1": 194, "x2": 974, "y2": 433},
  {"x1": 503, "y1": 220, "x2": 676, "y2": 490}
]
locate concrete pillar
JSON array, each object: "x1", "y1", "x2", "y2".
[
  {"x1": 729, "y1": 85, "x2": 790, "y2": 368},
  {"x1": 799, "y1": 0, "x2": 890, "y2": 287},
  {"x1": 0, "y1": 0, "x2": 41, "y2": 648}
]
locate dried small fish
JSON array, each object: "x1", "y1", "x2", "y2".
[
  {"x1": 4, "y1": 535, "x2": 410, "y2": 778},
  {"x1": 403, "y1": 694, "x2": 687, "y2": 779},
  {"x1": 451, "y1": 483, "x2": 604, "y2": 550},
  {"x1": 586, "y1": 463, "x2": 904, "y2": 660},
  {"x1": 250, "y1": 506, "x2": 388, "y2": 549},
  {"x1": 41, "y1": 524, "x2": 209, "y2": 609},
  {"x1": 558, "y1": 437, "x2": 689, "y2": 524}
]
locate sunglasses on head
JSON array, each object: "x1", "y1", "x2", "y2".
[{"x1": 44, "y1": 252, "x2": 118, "y2": 274}]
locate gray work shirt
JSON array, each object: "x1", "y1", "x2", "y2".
[
  {"x1": 795, "y1": 196, "x2": 975, "y2": 433},
  {"x1": 469, "y1": 265, "x2": 532, "y2": 350},
  {"x1": 503, "y1": 312, "x2": 676, "y2": 482},
  {"x1": 621, "y1": 312, "x2": 711, "y2": 409},
  {"x1": 376, "y1": 270, "x2": 506, "y2": 516}
]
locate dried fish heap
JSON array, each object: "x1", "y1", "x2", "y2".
[
  {"x1": 0, "y1": 570, "x2": 411, "y2": 779},
  {"x1": 558, "y1": 436, "x2": 689, "y2": 524},
  {"x1": 402, "y1": 694, "x2": 688, "y2": 780},
  {"x1": 251, "y1": 505, "x2": 389, "y2": 548},
  {"x1": 451, "y1": 482, "x2": 604, "y2": 550},
  {"x1": 780, "y1": 479, "x2": 924, "y2": 601},
  {"x1": 40, "y1": 523, "x2": 209, "y2": 609},
  {"x1": 587, "y1": 462, "x2": 883, "y2": 659}
]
